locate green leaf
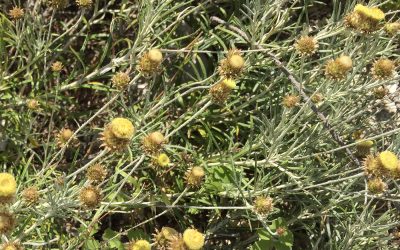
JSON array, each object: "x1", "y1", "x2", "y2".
[
  {"x1": 102, "y1": 228, "x2": 124, "y2": 249},
  {"x1": 251, "y1": 218, "x2": 294, "y2": 250},
  {"x1": 83, "y1": 238, "x2": 100, "y2": 250}
]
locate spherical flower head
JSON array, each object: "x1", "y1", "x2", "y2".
[
  {"x1": 142, "y1": 131, "x2": 165, "y2": 153},
  {"x1": 138, "y1": 49, "x2": 163, "y2": 76},
  {"x1": 154, "y1": 226, "x2": 179, "y2": 248},
  {"x1": 79, "y1": 186, "x2": 101, "y2": 208},
  {"x1": 22, "y1": 186, "x2": 39, "y2": 204},
  {"x1": 363, "y1": 154, "x2": 380, "y2": 176},
  {"x1": 209, "y1": 80, "x2": 234, "y2": 104},
  {"x1": 26, "y1": 99, "x2": 39, "y2": 110},
  {"x1": 377, "y1": 151, "x2": 398, "y2": 172},
  {"x1": 86, "y1": 164, "x2": 107, "y2": 183},
  {"x1": 311, "y1": 93, "x2": 324, "y2": 103},
  {"x1": 1, "y1": 242, "x2": 23, "y2": 250},
  {"x1": 228, "y1": 54, "x2": 245, "y2": 70},
  {"x1": 183, "y1": 228, "x2": 205, "y2": 250},
  {"x1": 76, "y1": 0, "x2": 93, "y2": 7},
  {"x1": 128, "y1": 240, "x2": 151, "y2": 250},
  {"x1": 371, "y1": 58, "x2": 395, "y2": 80},
  {"x1": 337, "y1": 55, "x2": 353, "y2": 71},
  {"x1": 325, "y1": 58, "x2": 351, "y2": 79},
  {"x1": 385, "y1": 22, "x2": 400, "y2": 36},
  {"x1": 253, "y1": 196, "x2": 273, "y2": 215},
  {"x1": 218, "y1": 49, "x2": 245, "y2": 79},
  {"x1": 57, "y1": 128, "x2": 78, "y2": 148},
  {"x1": 51, "y1": 61, "x2": 63, "y2": 72},
  {"x1": 0, "y1": 212, "x2": 15, "y2": 234},
  {"x1": 221, "y1": 79, "x2": 236, "y2": 90},
  {"x1": 112, "y1": 72, "x2": 130, "y2": 89},
  {"x1": 155, "y1": 153, "x2": 170, "y2": 167},
  {"x1": 161, "y1": 227, "x2": 179, "y2": 241},
  {"x1": 294, "y1": 36, "x2": 318, "y2": 56},
  {"x1": 148, "y1": 49, "x2": 163, "y2": 64},
  {"x1": 185, "y1": 166, "x2": 205, "y2": 187},
  {"x1": 9, "y1": 7, "x2": 24, "y2": 20},
  {"x1": 0, "y1": 173, "x2": 16, "y2": 202},
  {"x1": 282, "y1": 95, "x2": 300, "y2": 108},
  {"x1": 355, "y1": 140, "x2": 373, "y2": 156},
  {"x1": 354, "y1": 4, "x2": 385, "y2": 22},
  {"x1": 367, "y1": 177, "x2": 386, "y2": 194},
  {"x1": 109, "y1": 118, "x2": 135, "y2": 139},
  {"x1": 373, "y1": 86, "x2": 388, "y2": 99}
]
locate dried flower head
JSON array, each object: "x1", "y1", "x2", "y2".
[
  {"x1": 168, "y1": 234, "x2": 186, "y2": 250},
  {"x1": 218, "y1": 49, "x2": 245, "y2": 79},
  {"x1": 51, "y1": 61, "x2": 63, "y2": 72},
  {"x1": 253, "y1": 196, "x2": 273, "y2": 215},
  {"x1": 86, "y1": 164, "x2": 107, "y2": 183},
  {"x1": 142, "y1": 131, "x2": 165, "y2": 153},
  {"x1": 1, "y1": 242, "x2": 23, "y2": 250},
  {"x1": 138, "y1": 48, "x2": 163, "y2": 76},
  {"x1": 355, "y1": 140, "x2": 374, "y2": 156},
  {"x1": 276, "y1": 227, "x2": 286, "y2": 236},
  {"x1": 127, "y1": 240, "x2": 151, "y2": 250},
  {"x1": 22, "y1": 186, "x2": 39, "y2": 204},
  {"x1": 101, "y1": 118, "x2": 135, "y2": 151},
  {"x1": 76, "y1": 0, "x2": 93, "y2": 7},
  {"x1": 311, "y1": 93, "x2": 324, "y2": 103},
  {"x1": 367, "y1": 177, "x2": 386, "y2": 194},
  {"x1": 0, "y1": 212, "x2": 15, "y2": 234},
  {"x1": 79, "y1": 186, "x2": 101, "y2": 208},
  {"x1": 183, "y1": 228, "x2": 205, "y2": 250},
  {"x1": 282, "y1": 94, "x2": 300, "y2": 108},
  {"x1": 111, "y1": 72, "x2": 130, "y2": 89},
  {"x1": 377, "y1": 151, "x2": 398, "y2": 173},
  {"x1": 185, "y1": 166, "x2": 205, "y2": 187},
  {"x1": 50, "y1": 0, "x2": 69, "y2": 9},
  {"x1": 325, "y1": 55, "x2": 353, "y2": 79},
  {"x1": 154, "y1": 227, "x2": 179, "y2": 249},
  {"x1": 294, "y1": 36, "x2": 318, "y2": 56},
  {"x1": 26, "y1": 99, "x2": 39, "y2": 110},
  {"x1": 371, "y1": 58, "x2": 395, "y2": 80},
  {"x1": 0, "y1": 173, "x2": 17, "y2": 203},
  {"x1": 209, "y1": 79, "x2": 236, "y2": 104},
  {"x1": 154, "y1": 153, "x2": 170, "y2": 167},
  {"x1": 373, "y1": 86, "x2": 388, "y2": 99},
  {"x1": 363, "y1": 154, "x2": 380, "y2": 176},
  {"x1": 385, "y1": 22, "x2": 400, "y2": 36},
  {"x1": 56, "y1": 128, "x2": 78, "y2": 148},
  {"x1": 9, "y1": 7, "x2": 24, "y2": 20}
]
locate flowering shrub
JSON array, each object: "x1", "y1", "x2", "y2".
[{"x1": 0, "y1": 0, "x2": 399, "y2": 249}]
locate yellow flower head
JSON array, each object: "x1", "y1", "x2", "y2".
[
  {"x1": 218, "y1": 49, "x2": 245, "y2": 79},
  {"x1": 109, "y1": 118, "x2": 135, "y2": 139},
  {"x1": 183, "y1": 228, "x2": 205, "y2": 250},
  {"x1": 148, "y1": 49, "x2": 163, "y2": 64},
  {"x1": 0, "y1": 173, "x2": 17, "y2": 200},
  {"x1": 185, "y1": 166, "x2": 205, "y2": 187},
  {"x1": 354, "y1": 4, "x2": 385, "y2": 22},
  {"x1": 385, "y1": 22, "x2": 400, "y2": 36},
  {"x1": 155, "y1": 153, "x2": 170, "y2": 167},
  {"x1": 142, "y1": 131, "x2": 165, "y2": 153},
  {"x1": 221, "y1": 79, "x2": 236, "y2": 90},
  {"x1": 253, "y1": 196, "x2": 273, "y2": 215},
  {"x1": 377, "y1": 151, "x2": 398, "y2": 172},
  {"x1": 1, "y1": 242, "x2": 23, "y2": 250},
  {"x1": 128, "y1": 240, "x2": 151, "y2": 250}
]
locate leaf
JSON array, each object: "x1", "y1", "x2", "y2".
[
  {"x1": 83, "y1": 238, "x2": 100, "y2": 250},
  {"x1": 102, "y1": 228, "x2": 124, "y2": 250},
  {"x1": 251, "y1": 218, "x2": 294, "y2": 250}
]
